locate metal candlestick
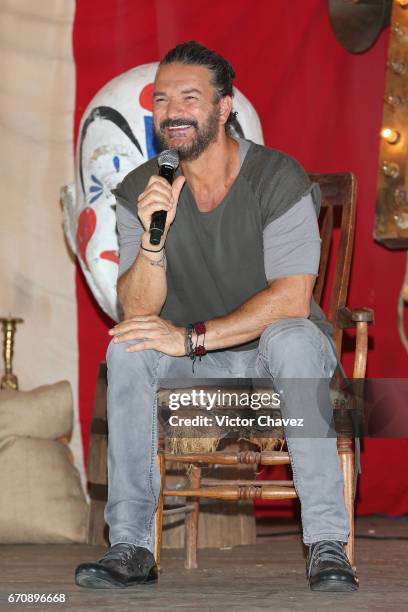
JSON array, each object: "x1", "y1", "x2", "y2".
[{"x1": 0, "y1": 317, "x2": 24, "y2": 390}]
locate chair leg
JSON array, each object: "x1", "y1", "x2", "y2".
[
  {"x1": 338, "y1": 437, "x2": 355, "y2": 566},
  {"x1": 184, "y1": 465, "x2": 201, "y2": 570},
  {"x1": 155, "y1": 452, "x2": 166, "y2": 570}
]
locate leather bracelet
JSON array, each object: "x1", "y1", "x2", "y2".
[
  {"x1": 185, "y1": 324, "x2": 193, "y2": 357},
  {"x1": 140, "y1": 243, "x2": 165, "y2": 253}
]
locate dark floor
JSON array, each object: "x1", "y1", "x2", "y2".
[{"x1": 0, "y1": 517, "x2": 407, "y2": 612}]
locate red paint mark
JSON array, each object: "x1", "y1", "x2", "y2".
[
  {"x1": 139, "y1": 83, "x2": 154, "y2": 111},
  {"x1": 100, "y1": 250, "x2": 119, "y2": 264},
  {"x1": 76, "y1": 207, "x2": 96, "y2": 269}
]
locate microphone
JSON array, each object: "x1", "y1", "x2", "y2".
[{"x1": 149, "y1": 149, "x2": 180, "y2": 245}]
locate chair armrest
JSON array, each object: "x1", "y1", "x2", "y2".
[
  {"x1": 336, "y1": 307, "x2": 374, "y2": 378},
  {"x1": 336, "y1": 307, "x2": 374, "y2": 329}
]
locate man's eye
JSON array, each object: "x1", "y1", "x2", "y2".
[
  {"x1": 154, "y1": 97, "x2": 166, "y2": 103},
  {"x1": 185, "y1": 96, "x2": 197, "y2": 101}
]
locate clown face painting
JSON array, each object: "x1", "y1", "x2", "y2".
[{"x1": 62, "y1": 62, "x2": 264, "y2": 321}]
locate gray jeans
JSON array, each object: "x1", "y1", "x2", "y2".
[{"x1": 105, "y1": 317, "x2": 349, "y2": 553}]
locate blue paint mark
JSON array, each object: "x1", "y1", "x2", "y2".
[
  {"x1": 144, "y1": 116, "x2": 160, "y2": 159},
  {"x1": 91, "y1": 174, "x2": 102, "y2": 186},
  {"x1": 90, "y1": 192, "x2": 102, "y2": 203},
  {"x1": 113, "y1": 155, "x2": 120, "y2": 172}
]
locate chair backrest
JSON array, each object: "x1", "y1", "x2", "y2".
[{"x1": 308, "y1": 173, "x2": 357, "y2": 355}]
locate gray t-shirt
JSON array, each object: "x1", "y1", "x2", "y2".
[
  {"x1": 113, "y1": 138, "x2": 331, "y2": 348},
  {"x1": 116, "y1": 137, "x2": 320, "y2": 281},
  {"x1": 117, "y1": 192, "x2": 321, "y2": 282}
]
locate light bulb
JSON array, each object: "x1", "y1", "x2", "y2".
[
  {"x1": 385, "y1": 94, "x2": 404, "y2": 107},
  {"x1": 381, "y1": 128, "x2": 400, "y2": 144},
  {"x1": 382, "y1": 161, "x2": 400, "y2": 178},
  {"x1": 388, "y1": 60, "x2": 408, "y2": 75},
  {"x1": 398, "y1": 0, "x2": 408, "y2": 8},
  {"x1": 393, "y1": 23, "x2": 408, "y2": 41},
  {"x1": 394, "y1": 187, "x2": 407, "y2": 205}
]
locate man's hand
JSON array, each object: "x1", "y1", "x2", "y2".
[
  {"x1": 109, "y1": 315, "x2": 186, "y2": 356},
  {"x1": 137, "y1": 174, "x2": 186, "y2": 235}
]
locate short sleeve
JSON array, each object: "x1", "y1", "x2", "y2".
[
  {"x1": 263, "y1": 193, "x2": 321, "y2": 280},
  {"x1": 115, "y1": 192, "x2": 144, "y2": 278}
]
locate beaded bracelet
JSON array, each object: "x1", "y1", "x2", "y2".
[
  {"x1": 185, "y1": 321, "x2": 207, "y2": 371},
  {"x1": 191, "y1": 321, "x2": 207, "y2": 356},
  {"x1": 184, "y1": 321, "x2": 207, "y2": 372}
]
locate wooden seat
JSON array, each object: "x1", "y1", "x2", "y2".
[{"x1": 156, "y1": 172, "x2": 374, "y2": 570}]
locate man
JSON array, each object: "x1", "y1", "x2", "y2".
[{"x1": 75, "y1": 41, "x2": 358, "y2": 592}]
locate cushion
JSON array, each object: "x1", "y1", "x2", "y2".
[
  {"x1": 0, "y1": 381, "x2": 73, "y2": 439},
  {"x1": 0, "y1": 381, "x2": 88, "y2": 543}
]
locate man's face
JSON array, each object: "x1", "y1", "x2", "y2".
[{"x1": 153, "y1": 62, "x2": 222, "y2": 160}]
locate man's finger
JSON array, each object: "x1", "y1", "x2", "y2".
[
  {"x1": 118, "y1": 321, "x2": 160, "y2": 332},
  {"x1": 112, "y1": 327, "x2": 160, "y2": 342},
  {"x1": 146, "y1": 175, "x2": 173, "y2": 191},
  {"x1": 139, "y1": 201, "x2": 172, "y2": 215},
  {"x1": 109, "y1": 316, "x2": 158, "y2": 334},
  {"x1": 110, "y1": 321, "x2": 159, "y2": 334},
  {"x1": 140, "y1": 179, "x2": 172, "y2": 195},
  {"x1": 138, "y1": 187, "x2": 173, "y2": 206},
  {"x1": 125, "y1": 339, "x2": 156, "y2": 353}
]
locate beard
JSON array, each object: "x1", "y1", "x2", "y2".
[{"x1": 154, "y1": 104, "x2": 220, "y2": 161}]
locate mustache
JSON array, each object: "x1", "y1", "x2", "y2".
[{"x1": 160, "y1": 118, "x2": 198, "y2": 130}]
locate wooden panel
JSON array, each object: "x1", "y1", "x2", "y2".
[
  {"x1": 87, "y1": 499, "x2": 108, "y2": 546},
  {"x1": 87, "y1": 363, "x2": 109, "y2": 546},
  {"x1": 375, "y1": 1, "x2": 408, "y2": 247},
  {"x1": 87, "y1": 363, "x2": 108, "y2": 488},
  {"x1": 162, "y1": 501, "x2": 256, "y2": 550}
]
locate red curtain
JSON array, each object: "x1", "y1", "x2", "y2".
[{"x1": 73, "y1": 0, "x2": 408, "y2": 515}]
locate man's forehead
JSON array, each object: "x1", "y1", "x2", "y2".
[{"x1": 154, "y1": 63, "x2": 213, "y2": 92}]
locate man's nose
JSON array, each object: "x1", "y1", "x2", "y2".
[{"x1": 166, "y1": 98, "x2": 185, "y2": 118}]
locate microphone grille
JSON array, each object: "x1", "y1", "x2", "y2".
[{"x1": 158, "y1": 149, "x2": 179, "y2": 170}]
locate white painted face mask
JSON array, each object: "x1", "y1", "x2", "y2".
[{"x1": 62, "y1": 62, "x2": 264, "y2": 321}]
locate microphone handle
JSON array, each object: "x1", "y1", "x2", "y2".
[
  {"x1": 159, "y1": 164, "x2": 175, "y2": 185},
  {"x1": 149, "y1": 164, "x2": 175, "y2": 245}
]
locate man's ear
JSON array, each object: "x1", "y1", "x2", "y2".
[{"x1": 219, "y1": 95, "x2": 233, "y2": 126}]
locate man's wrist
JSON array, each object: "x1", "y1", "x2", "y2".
[{"x1": 139, "y1": 232, "x2": 167, "y2": 268}]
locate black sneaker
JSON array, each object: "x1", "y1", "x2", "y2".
[
  {"x1": 307, "y1": 540, "x2": 359, "y2": 592},
  {"x1": 75, "y1": 543, "x2": 158, "y2": 589}
]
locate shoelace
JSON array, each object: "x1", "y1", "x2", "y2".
[
  {"x1": 308, "y1": 541, "x2": 350, "y2": 577},
  {"x1": 98, "y1": 543, "x2": 139, "y2": 564}
]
